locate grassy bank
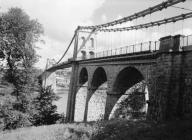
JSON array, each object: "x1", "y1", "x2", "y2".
[
  {"x1": 0, "y1": 123, "x2": 95, "y2": 140},
  {"x1": 0, "y1": 119, "x2": 192, "y2": 140},
  {"x1": 92, "y1": 119, "x2": 192, "y2": 140}
]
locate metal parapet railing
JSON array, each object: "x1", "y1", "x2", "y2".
[
  {"x1": 180, "y1": 35, "x2": 192, "y2": 47},
  {"x1": 77, "y1": 41, "x2": 160, "y2": 60}
]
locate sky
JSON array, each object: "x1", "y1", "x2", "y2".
[{"x1": 0, "y1": 0, "x2": 192, "y2": 69}]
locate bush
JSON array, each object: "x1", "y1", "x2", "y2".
[
  {"x1": 0, "y1": 95, "x2": 32, "y2": 130},
  {"x1": 114, "y1": 91, "x2": 146, "y2": 120},
  {"x1": 3, "y1": 111, "x2": 32, "y2": 130}
]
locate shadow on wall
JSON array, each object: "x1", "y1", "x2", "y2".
[
  {"x1": 74, "y1": 82, "x2": 88, "y2": 122},
  {"x1": 87, "y1": 82, "x2": 107, "y2": 121}
]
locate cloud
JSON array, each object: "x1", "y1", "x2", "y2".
[
  {"x1": 0, "y1": 0, "x2": 106, "y2": 68},
  {"x1": 35, "y1": 36, "x2": 68, "y2": 69},
  {"x1": 0, "y1": 0, "x2": 105, "y2": 41},
  {"x1": 35, "y1": 36, "x2": 75, "y2": 69},
  {"x1": 175, "y1": 28, "x2": 192, "y2": 36},
  {"x1": 101, "y1": 14, "x2": 107, "y2": 22}
]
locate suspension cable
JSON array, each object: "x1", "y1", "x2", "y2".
[
  {"x1": 96, "y1": 12, "x2": 192, "y2": 32},
  {"x1": 79, "y1": 0, "x2": 186, "y2": 30},
  {"x1": 171, "y1": 5, "x2": 192, "y2": 12},
  {"x1": 54, "y1": 0, "x2": 187, "y2": 65},
  {"x1": 55, "y1": 32, "x2": 76, "y2": 64}
]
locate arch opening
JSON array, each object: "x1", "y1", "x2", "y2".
[
  {"x1": 91, "y1": 67, "x2": 107, "y2": 91},
  {"x1": 79, "y1": 68, "x2": 88, "y2": 85},
  {"x1": 113, "y1": 67, "x2": 144, "y2": 94},
  {"x1": 110, "y1": 67, "x2": 149, "y2": 120}
]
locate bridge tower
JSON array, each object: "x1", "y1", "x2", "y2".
[
  {"x1": 42, "y1": 59, "x2": 57, "y2": 92},
  {"x1": 66, "y1": 29, "x2": 80, "y2": 122},
  {"x1": 80, "y1": 35, "x2": 95, "y2": 60}
]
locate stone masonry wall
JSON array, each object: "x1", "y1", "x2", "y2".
[
  {"x1": 148, "y1": 50, "x2": 192, "y2": 121},
  {"x1": 181, "y1": 51, "x2": 192, "y2": 117}
]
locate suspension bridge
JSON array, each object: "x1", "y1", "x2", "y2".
[{"x1": 40, "y1": 0, "x2": 192, "y2": 122}]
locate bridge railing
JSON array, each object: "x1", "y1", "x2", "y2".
[
  {"x1": 77, "y1": 41, "x2": 160, "y2": 60},
  {"x1": 180, "y1": 35, "x2": 192, "y2": 48}
]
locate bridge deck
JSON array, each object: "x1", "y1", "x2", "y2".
[{"x1": 78, "y1": 50, "x2": 157, "y2": 65}]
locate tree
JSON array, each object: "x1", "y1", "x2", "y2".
[
  {"x1": 33, "y1": 86, "x2": 61, "y2": 126},
  {"x1": 0, "y1": 7, "x2": 43, "y2": 129},
  {"x1": 0, "y1": 8, "x2": 43, "y2": 95}
]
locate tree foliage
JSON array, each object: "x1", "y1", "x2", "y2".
[
  {"x1": 0, "y1": 95, "x2": 32, "y2": 130},
  {"x1": 0, "y1": 7, "x2": 62, "y2": 130},
  {"x1": 0, "y1": 8, "x2": 43, "y2": 94},
  {"x1": 117, "y1": 91, "x2": 146, "y2": 119},
  {"x1": 33, "y1": 86, "x2": 61, "y2": 126},
  {"x1": 113, "y1": 81, "x2": 147, "y2": 120},
  {"x1": 0, "y1": 8, "x2": 43, "y2": 64},
  {"x1": 0, "y1": 7, "x2": 44, "y2": 130}
]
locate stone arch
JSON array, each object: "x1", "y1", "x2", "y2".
[
  {"x1": 113, "y1": 67, "x2": 144, "y2": 94},
  {"x1": 74, "y1": 67, "x2": 88, "y2": 122},
  {"x1": 87, "y1": 67, "x2": 108, "y2": 121},
  {"x1": 105, "y1": 66, "x2": 149, "y2": 120},
  {"x1": 91, "y1": 67, "x2": 107, "y2": 91}
]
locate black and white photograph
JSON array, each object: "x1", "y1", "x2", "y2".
[{"x1": 0, "y1": 0, "x2": 192, "y2": 139}]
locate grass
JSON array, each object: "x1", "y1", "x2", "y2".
[
  {"x1": 0, "y1": 123, "x2": 95, "y2": 140},
  {"x1": 0, "y1": 119, "x2": 192, "y2": 140}
]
